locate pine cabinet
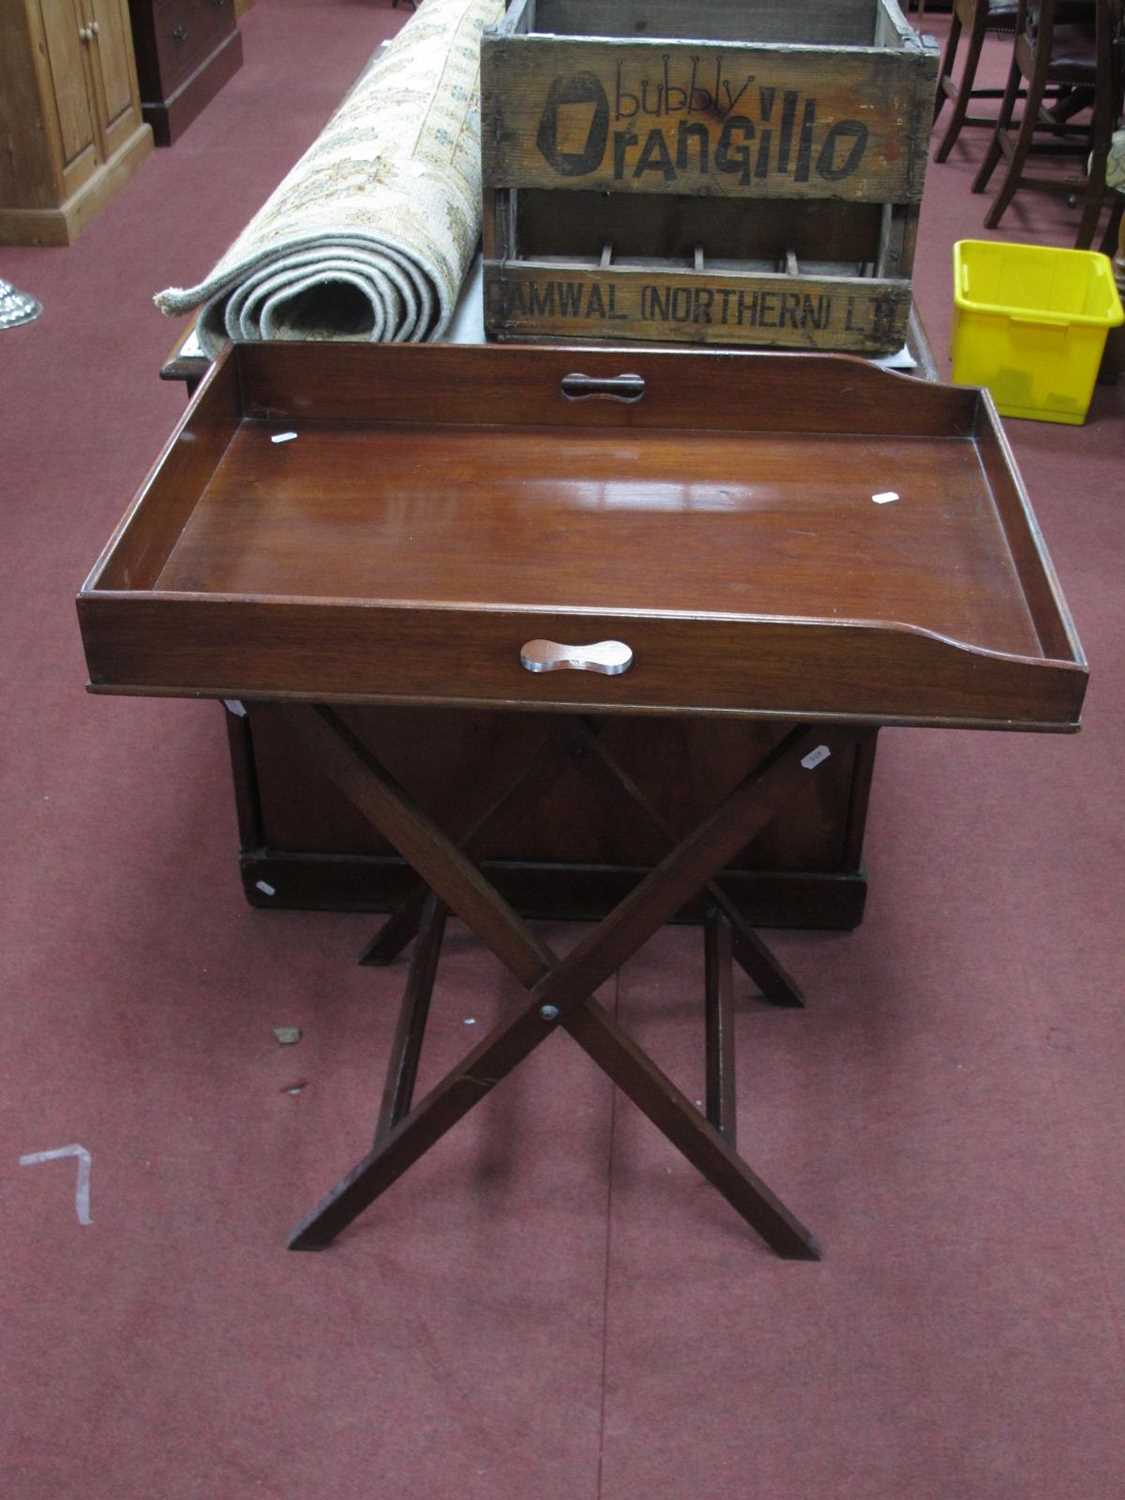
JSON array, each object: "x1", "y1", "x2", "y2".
[{"x1": 0, "y1": 0, "x2": 153, "y2": 245}]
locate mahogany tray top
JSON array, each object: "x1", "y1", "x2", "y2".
[{"x1": 78, "y1": 342, "x2": 1086, "y2": 732}]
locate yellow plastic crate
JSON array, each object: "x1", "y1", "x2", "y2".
[{"x1": 951, "y1": 239, "x2": 1123, "y2": 425}]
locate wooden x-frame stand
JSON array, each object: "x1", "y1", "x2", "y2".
[{"x1": 285, "y1": 706, "x2": 862, "y2": 1260}]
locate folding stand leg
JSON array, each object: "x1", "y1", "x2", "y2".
[
  {"x1": 361, "y1": 716, "x2": 805, "y2": 1003},
  {"x1": 561, "y1": 1000, "x2": 814, "y2": 1258},
  {"x1": 704, "y1": 906, "x2": 737, "y2": 1146},
  {"x1": 284, "y1": 708, "x2": 856, "y2": 1260},
  {"x1": 572, "y1": 716, "x2": 804, "y2": 1007},
  {"x1": 374, "y1": 893, "x2": 447, "y2": 1141},
  {"x1": 357, "y1": 719, "x2": 590, "y2": 968}
]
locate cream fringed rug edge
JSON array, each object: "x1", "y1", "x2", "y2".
[{"x1": 154, "y1": 0, "x2": 504, "y2": 355}]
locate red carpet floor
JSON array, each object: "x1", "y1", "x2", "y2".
[{"x1": 1, "y1": 4, "x2": 1123, "y2": 1497}]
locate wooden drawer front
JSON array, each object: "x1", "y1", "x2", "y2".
[{"x1": 151, "y1": 0, "x2": 234, "y2": 91}]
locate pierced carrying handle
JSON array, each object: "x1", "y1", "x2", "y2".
[
  {"x1": 560, "y1": 372, "x2": 645, "y2": 404},
  {"x1": 520, "y1": 639, "x2": 634, "y2": 676}
]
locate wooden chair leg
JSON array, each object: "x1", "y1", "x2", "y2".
[
  {"x1": 1100, "y1": 192, "x2": 1123, "y2": 257},
  {"x1": 982, "y1": 66, "x2": 1051, "y2": 226},
  {"x1": 973, "y1": 49, "x2": 1024, "y2": 193},
  {"x1": 1076, "y1": 164, "x2": 1108, "y2": 250},
  {"x1": 934, "y1": 6, "x2": 988, "y2": 161},
  {"x1": 933, "y1": 7, "x2": 964, "y2": 125},
  {"x1": 1076, "y1": 66, "x2": 1117, "y2": 251}
]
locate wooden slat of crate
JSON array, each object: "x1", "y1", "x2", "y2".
[
  {"x1": 486, "y1": 260, "x2": 911, "y2": 350},
  {"x1": 532, "y1": 0, "x2": 883, "y2": 47},
  {"x1": 483, "y1": 38, "x2": 934, "y2": 202},
  {"x1": 513, "y1": 189, "x2": 886, "y2": 262}
]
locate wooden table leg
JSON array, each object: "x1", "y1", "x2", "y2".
[{"x1": 285, "y1": 708, "x2": 855, "y2": 1259}]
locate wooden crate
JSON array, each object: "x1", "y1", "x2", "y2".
[{"x1": 481, "y1": 0, "x2": 939, "y2": 351}]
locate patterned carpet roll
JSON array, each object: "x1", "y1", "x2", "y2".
[{"x1": 155, "y1": 0, "x2": 502, "y2": 355}]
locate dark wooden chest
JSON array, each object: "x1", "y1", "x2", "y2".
[{"x1": 127, "y1": 0, "x2": 242, "y2": 145}]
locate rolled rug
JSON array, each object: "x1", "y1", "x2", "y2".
[
  {"x1": 154, "y1": 0, "x2": 503, "y2": 356},
  {"x1": 1108, "y1": 129, "x2": 1125, "y2": 194}
]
